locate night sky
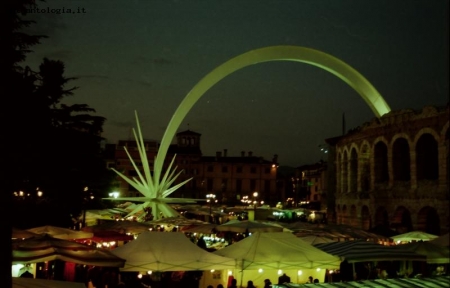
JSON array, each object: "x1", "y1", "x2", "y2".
[{"x1": 24, "y1": 0, "x2": 449, "y2": 167}]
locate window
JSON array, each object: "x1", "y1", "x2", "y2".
[
  {"x1": 265, "y1": 167, "x2": 270, "y2": 174},
  {"x1": 250, "y1": 179, "x2": 256, "y2": 191},
  {"x1": 207, "y1": 165, "x2": 214, "y2": 172},
  {"x1": 236, "y1": 166, "x2": 243, "y2": 173},
  {"x1": 236, "y1": 179, "x2": 242, "y2": 193},
  {"x1": 207, "y1": 178, "x2": 213, "y2": 191},
  {"x1": 250, "y1": 167, "x2": 257, "y2": 174},
  {"x1": 222, "y1": 166, "x2": 228, "y2": 173}
]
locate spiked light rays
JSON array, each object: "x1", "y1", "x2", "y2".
[{"x1": 105, "y1": 111, "x2": 197, "y2": 221}]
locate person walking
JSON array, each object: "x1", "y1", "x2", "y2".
[{"x1": 278, "y1": 273, "x2": 291, "y2": 284}]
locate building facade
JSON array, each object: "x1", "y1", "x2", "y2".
[
  {"x1": 326, "y1": 105, "x2": 449, "y2": 235},
  {"x1": 110, "y1": 130, "x2": 280, "y2": 206}
]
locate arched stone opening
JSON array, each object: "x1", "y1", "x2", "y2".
[
  {"x1": 393, "y1": 138, "x2": 411, "y2": 181},
  {"x1": 360, "y1": 144, "x2": 371, "y2": 192},
  {"x1": 374, "y1": 206, "x2": 389, "y2": 227},
  {"x1": 374, "y1": 142, "x2": 389, "y2": 184},
  {"x1": 350, "y1": 205, "x2": 357, "y2": 226},
  {"x1": 361, "y1": 205, "x2": 371, "y2": 230},
  {"x1": 349, "y1": 148, "x2": 358, "y2": 192},
  {"x1": 416, "y1": 133, "x2": 439, "y2": 180},
  {"x1": 342, "y1": 205, "x2": 348, "y2": 225},
  {"x1": 391, "y1": 206, "x2": 413, "y2": 234},
  {"x1": 336, "y1": 204, "x2": 341, "y2": 224},
  {"x1": 341, "y1": 151, "x2": 348, "y2": 193},
  {"x1": 417, "y1": 206, "x2": 441, "y2": 235}
]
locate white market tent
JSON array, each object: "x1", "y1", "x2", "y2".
[
  {"x1": 214, "y1": 232, "x2": 341, "y2": 270},
  {"x1": 111, "y1": 231, "x2": 236, "y2": 272},
  {"x1": 391, "y1": 231, "x2": 439, "y2": 243},
  {"x1": 213, "y1": 232, "x2": 341, "y2": 286}
]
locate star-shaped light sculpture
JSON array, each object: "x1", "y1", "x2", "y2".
[{"x1": 104, "y1": 111, "x2": 199, "y2": 221}]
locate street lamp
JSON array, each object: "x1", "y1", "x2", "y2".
[
  {"x1": 206, "y1": 193, "x2": 216, "y2": 222},
  {"x1": 253, "y1": 191, "x2": 258, "y2": 209}
]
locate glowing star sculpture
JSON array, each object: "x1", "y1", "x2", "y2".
[{"x1": 105, "y1": 112, "x2": 198, "y2": 221}]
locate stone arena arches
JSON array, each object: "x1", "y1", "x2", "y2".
[{"x1": 154, "y1": 45, "x2": 391, "y2": 174}]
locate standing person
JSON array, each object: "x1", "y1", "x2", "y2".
[
  {"x1": 228, "y1": 278, "x2": 238, "y2": 288},
  {"x1": 264, "y1": 279, "x2": 272, "y2": 288},
  {"x1": 278, "y1": 273, "x2": 291, "y2": 284},
  {"x1": 308, "y1": 276, "x2": 314, "y2": 283},
  {"x1": 247, "y1": 280, "x2": 256, "y2": 288}
]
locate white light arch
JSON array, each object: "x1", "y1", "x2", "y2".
[{"x1": 154, "y1": 45, "x2": 391, "y2": 176}]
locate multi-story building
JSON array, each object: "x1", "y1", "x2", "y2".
[
  {"x1": 295, "y1": 162, "x2": 328, "y2": 209},
  {"x1": 109, "y1": 130, "x2": 280, "y2": 206},
  {"x1": 325, "y1": 105, "x2": 449, "y2": 235}
]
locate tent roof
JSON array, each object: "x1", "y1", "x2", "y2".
[
  {"x1": 111, "y1": 231, "x2": 236, "y2": 272},
  {"x1": 12, "y1": 235, "x2": 125, "y2": 267},
  {"x1": 314, "y1": 240, "x2": 427, "y2": 263},
  {"x1": 26, "y1": 226, "x2": 93, "y2": 240},
  {"x1": 213, "y1": 232, "x2": 341, "y2": 270},
  {"x1": 391, "y1": 231, "x2": 439, "y2": 242},
  {"x1": 399, "y1": 241, "x2": 450, "y2": 264},
  {"x1": 274, "y1": 275, "x2": 450, "y2": 288},
  {"x1": 430, "y1": 233, "x2": 450, "y2": 247}
]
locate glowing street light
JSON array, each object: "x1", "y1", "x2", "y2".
[{"x1": 206, "y1": 193, "x2": 216, "y2": 222}]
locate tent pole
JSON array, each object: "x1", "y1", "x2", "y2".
[
  {"x1": 240, "y1": 259, "x2": 244, "y2": 288},
  {"x1": 352, "y1": 262, "x2": 356, "y2": 280}
]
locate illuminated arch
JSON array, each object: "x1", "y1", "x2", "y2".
[{"x1": 154, "y1": 45, "x2": 391, "y2": 176}]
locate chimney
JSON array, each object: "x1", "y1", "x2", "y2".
[
  {"x1": 215, "y1": 151, "x2": 222, "y2": 161},
  {"x1": 248, "y1": 151, "x2": 253, "y2": 157},
  {"x1": 223, "y1": 149, "x2": 227, "y2": 157},
  {"x1": 272, "y1": 154, "x2": 278, "y2": 163},
  {"x1": 241, "y1": 151, "x2": 245, "y2": 157}
]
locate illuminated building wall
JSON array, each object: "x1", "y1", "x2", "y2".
[
  {"x1": 111, "y1": 130, "x2": 278, "y2": 206},
  {"x1": 326, "y1": 105, "x2": 449, "y2": 235}
]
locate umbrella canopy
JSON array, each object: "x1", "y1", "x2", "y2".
[
  {"x1": 180, "y1": 223, "x2": 219, "y2": 234},
  {"x1": 214, "y1": 232, "x2": 341, "y2": 270},
  {"x1": 82, "y1": 220, "x2": 152, "y2": 235},
  {"x1": 215, "y1": 220, "x2": 285, "y2": 233},
  {"x1": 111, "y1": 231, "x2": 236, "y2": 272},
  {"x1": 12, "y1": 228, "x2": 38, "y2": 240},
  {"x1": 314, "y1": 240, "x2": 427, "y2": 263},
  {"x1": 391, "y1": 231, "x2": 439, "y2": 243},
  {"x1": 298, "y1": 235, "x2": 336, "y2": 245},
  {"x1": 13, "y1": 277, "x2": 86, "y2": 288},
  {"x1": 26, "y1": 226, "x2": 93, "y2": 240},
  {"x1": 399, "y1": 241, "x2": 450, "y2": 264},
  {"x1": 12, "y1": 234, "x2": 125, "y2": 267},
  {"x1": 430, "y1": 233, "x2": 450, "y2": 247}
]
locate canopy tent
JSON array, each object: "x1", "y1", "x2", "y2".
[
  {"x1": 82, "y1": 220, "x2": 152, "y2": 235},
  {"x1": 13, "y1": 277, "x2": 86, "y2": 288},
  {"x1": 430, "y1": 233, "x2": 450, "y2": 247},
  {"x1": 111, "y1": 231, "x2": 236, "y2": 272},
  {"x1": 314, "y1": 240, "x2": 427, "y2": 263},
  {"x1": 26, "y1": 226, "x2": 93, "y2": 240},
  {"x1": 214, "y1": 232, "x2": 341, "y2": 270},
  {"x1": 12, "y1": 234, "x2": 125, "y2": 267},
  {"x1": 391, "y1": 231, "x2": 439, "y2": 243},
  {"x1": 12, "y1": 228, "x2": 38, "y2": 240},
  {"x1": 273, "y1": 275, "x2": 450, "y2": 288},
  {"x1": 399, "y1": 241, "x2": 450, "y2": 264},
  {"x1": 215, "y1": 220, "x2": 285, "y2": 233},
  {"x1": 180, "y1": 223, "x2": 219, "y2": 234},
  {"x1": 298, "y1": 235, "x2": 336, "y2": 245},
  {"x1": 290, "y1": 222, "x2": 388, "y2": 242}
]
